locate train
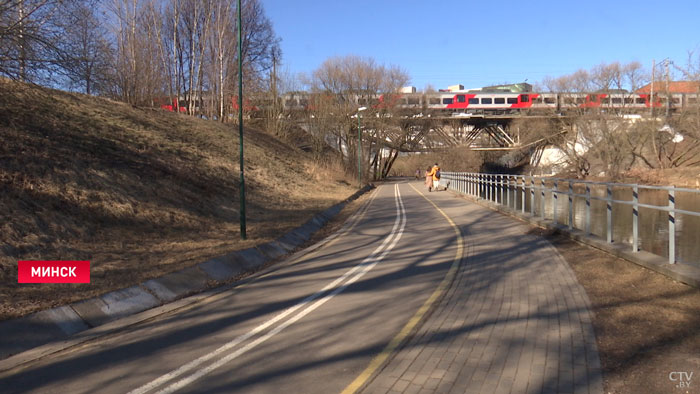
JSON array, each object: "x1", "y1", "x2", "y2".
[
  {"x1": 159, "y1": 87, "x2": 700, "y2": 117},
  {"x1": 281, "y1": 89, "x2": 700, "y2": 116}
]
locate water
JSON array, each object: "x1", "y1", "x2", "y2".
[{"x1": 466, "y1": 177, "x2": 700, "y2": 265}]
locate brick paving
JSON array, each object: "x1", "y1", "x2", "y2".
[{"x1": 361, "y1": 195, "x2": 603, "y2": 394}]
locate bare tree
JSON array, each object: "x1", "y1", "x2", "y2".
[
  {"x1": 99, "y1": 0, "x2": 278, "y2": 114},
  {"x1": 107, "y1": 0, "x2": 165, "y2": 104},
  {"x1": 308, "y1": 55, "x2": 410, "y2": 179},
  {"x1": 623, "y1": 61, "x2": 647, "y2": 92},
  {"x1": 54, "y1": 0, "x2": 112, "y2": 94},
  {"x1": 0, "y1": 0, "x2": 68, "y2": 82},
  {"x1": 208, "y1": 0, "x2": 234, "y2": 120},
  {"x1": 200, "y1": 0, "x2": 278, "y2": 121}
]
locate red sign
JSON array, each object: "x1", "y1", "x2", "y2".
[{"x1": 18, "y1": 261, "x2": 91, "y2": 283}]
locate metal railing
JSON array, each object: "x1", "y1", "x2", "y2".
[{"x1": 443, "y1": 172, "x2": 700, "y2": 264}]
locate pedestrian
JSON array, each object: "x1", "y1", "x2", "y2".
[
  {"x1": 425, "y1": 166, "x2": 433, "y2": 192},
  {"x1": 415, "y1": 168, "x2": 421, "y2": 179},
  {"x1": 427, "y1": 162, "x2": 441, "y2": 191}
]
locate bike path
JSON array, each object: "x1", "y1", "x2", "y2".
[{"x1": 360, "y1": 181, "x2": 603, "y2": 394}]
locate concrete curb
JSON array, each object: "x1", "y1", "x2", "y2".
[
  {"x1": 0, "y1": 184, "x2": 374, "y2": 366},
  {"x1": 454, "y1": 191, "x2": 700, "y2": 289}
]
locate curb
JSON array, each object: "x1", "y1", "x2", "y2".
[
  {"x1": 452, "y1": 191, "x2": 700, "y2": 290},
  {"x1": 0, "y1": 184, "x2": 374, "y2": 368}
]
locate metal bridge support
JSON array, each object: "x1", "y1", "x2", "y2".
[{"x1": 482, "y1": 124, "x2": 516, "y2": 147}]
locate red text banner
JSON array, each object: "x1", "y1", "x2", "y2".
[{"x1": 18, "y1": 261, "x2": 91, "y2": 283}]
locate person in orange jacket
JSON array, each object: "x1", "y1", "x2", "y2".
[
  {"x1": 427, "y1": 163, "x2": 440, "y2": 192},
  {"x1": 424, "y1": 166, "x2": 433, "y2": 191}
]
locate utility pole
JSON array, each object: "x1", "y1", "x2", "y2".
[{"x1": 238, "y1": 0, "x2": 246, "y2": 239}]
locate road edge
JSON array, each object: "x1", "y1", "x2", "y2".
[{"x1": 0, "y1": 185, "x2": 376, "y2": 373}]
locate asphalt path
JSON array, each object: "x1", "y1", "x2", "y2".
[{"x1": 0, "y1": 180, "x2": 465, "y2": 393}]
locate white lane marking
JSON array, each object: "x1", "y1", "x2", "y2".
[
  {"x1": 159, "y1": 193, "x2": 406, "y2": 393},
  {"x1": 129, "y1": 184, "x2": 406, "y2": 394},
  {"x1": 128, "y1": 188, "x2": 385, "y2": 394}
]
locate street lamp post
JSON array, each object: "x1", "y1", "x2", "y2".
[
  {"x1": 357, "y1": 107, "x2": 366, "y2": 188},
  {"x1": 237, "y1": 0, "x2": 246, "y2": 239}
]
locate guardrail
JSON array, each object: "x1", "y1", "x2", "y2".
[{"x1": 443, "y1": 172, "x2": 700, "y2": 265}]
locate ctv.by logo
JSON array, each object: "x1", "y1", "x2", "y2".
[{"x1": 669, "y1": 371, "x2": 693, "y2": 389}]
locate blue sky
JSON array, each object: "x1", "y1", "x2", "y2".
[{"x1": 260, "y1": 0, "x2": 700, "y2": 91}]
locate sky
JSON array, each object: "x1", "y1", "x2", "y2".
[{"x1": 260, "y1": 0, "x2": 700, "y2": 91}]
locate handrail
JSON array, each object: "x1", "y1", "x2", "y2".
[{"x1": 443, "y1": 172, "x2": 700, "y2": 265}]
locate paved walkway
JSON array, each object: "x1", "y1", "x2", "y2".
[{"x1": 362, "y1": 188, "x2": 603, "y2": 394}]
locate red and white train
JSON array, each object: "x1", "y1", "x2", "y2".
[
  {"x1": 159, "y1": 87, "x2": 700, "y2": 116},
  {"x1": 282, "y1": 89, "x2": 700, "y2": 115}
]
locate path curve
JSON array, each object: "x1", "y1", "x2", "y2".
[{"x1": 359, "y1": 180, "x2": 603, "y2": 394}]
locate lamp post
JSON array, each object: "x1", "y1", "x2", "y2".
[
  {"x1": 237, "y1": 0, "x2": 246, "y2": 240},
  {"x1": 357, "y1": 106, "x2": 367, "y2": 188}
]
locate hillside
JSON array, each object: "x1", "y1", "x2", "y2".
[{"x1": 0, "y1": 79, "x2": 357, "y2": 320}]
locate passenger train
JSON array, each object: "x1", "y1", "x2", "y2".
[
  {"x1": 160, "y1": 88, "x2": 700, "y2": 116},
  {"x1": 280, "y1": 89, "x2": 700, "y2": 115}
]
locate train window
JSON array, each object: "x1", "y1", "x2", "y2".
[
  {"x1": 564, "y1": 97, "x2": 576, "y2": 104},
  {"x1": 534, "y1": 97, "x2": 543, "y2": 103},
  {"x1": 576, "y1": 98, "x2": 584, "y2": 104},
  {"x1": 443, "y1": 98, "x2": 453, "y2": 104},
  {"x1": 457, "y1": 95, "x2": 466, "y2": 103},
  {"x1": 612, "y1": 98, "x2": 622, "y2": 104},
  {"x1": 481, "y1": 98, "x2": 492, "y2": 104},
  {"x1": 429, "y1": 98, "x2": 441, "y2": 105},
  {"x1": 602, "y1": 98, "x2": 610, "y2": 104},
  {"x1": 689, "y1": 97, "x2": 698, "y2": 104},
  {"x1": 672, "y1": 98, "x2": 680, "y2": 104},
  {"x1": 636, "y1": 98, "x2": 646, "y2": 104},
  {"x1": 401, "y1": 98, "x2": 409, "y2": 104},
  {"x1": 286, "y1": 99, "x2": 298, "y2": 106},
  {"x1": 468, "y1": 98, "x2": 479, "y2": 104},
  {"x1": 494, "y1": 98, "x2": 505, "y2": 104},
  {"x1": 407, "y1": 97, "x2": 420, "y2": 105},
  {"x1": 520, "y1": 95, "x2": 529, "y2": 102},
  {"x1": 299, "y1": 99, "x2": 308, "y2": 106},
  {"x1": 624, "y1": 98, "x2": 634, "y2": 104},
  {"x1": 507, "y1": 98, "x2": 517, "y2": 104},
  {"x1": 545, "y1": 97, "x2": 556, "y2": 104}
]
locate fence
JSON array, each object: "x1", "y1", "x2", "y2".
[{"x1": 443, "y1": 172, "x2": 700, "y2": 265}]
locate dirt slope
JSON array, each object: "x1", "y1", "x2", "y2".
[{"x1": 0, "y1": 78, "x2": 356, "y2": 320}]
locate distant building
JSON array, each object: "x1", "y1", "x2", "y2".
[
  {"x1": 480, "y1": 83, "x2": 533, "y2": 93},
  {"x1": 439, "y1": 82, "x2": 532, "y2": 93},
  {"x1": 636, "y1": 81, "x2": 700, "y2": 94}
]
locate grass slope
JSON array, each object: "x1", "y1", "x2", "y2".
[{"x1": 0, "y1": 78, "x2": 356, "y2": 320}]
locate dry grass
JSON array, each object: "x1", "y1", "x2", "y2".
[
  {"x1": 0, "y1": 78, "x2": 357, "y2": 320},
  {"x1": 544, "y1": 233, "x2": 700, "y2": 394}
]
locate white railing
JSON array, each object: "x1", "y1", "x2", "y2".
[{"x1": 443, "y1": 172, "x2": 700, "y2": 265}]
